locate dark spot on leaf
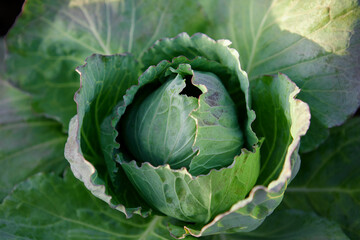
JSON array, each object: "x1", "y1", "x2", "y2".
[
  {"x1": 212, "y1": 109, "x2": 224, "y2": 119},
  {"x1": 206, "y1": 92, "x2": 220, "y2": 106},
  {"x1": 202, "y1": 119, "x2": 216, "y2": 126}
]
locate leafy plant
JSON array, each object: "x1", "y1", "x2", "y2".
[{"x1": 0, "y1": 0, "x2": 359, "y2": 239}]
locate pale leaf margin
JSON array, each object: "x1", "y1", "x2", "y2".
[
  {"x1": 65, "y1": 116, "x2": 145, "y2": 218},
  {"x1": 180, "y1": 75, "x2": 311, "y2": 238}
]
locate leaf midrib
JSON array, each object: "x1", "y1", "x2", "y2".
[{"x1": 246, "y1": 0, "x2": 277, "y2": 74}]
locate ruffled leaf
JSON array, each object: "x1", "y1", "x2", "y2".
[
  {"x1": 65, "y1": 54, "x2": 150, "y2": 217},
  {"x1": 167, "y1": 73, "x2": 310, "y2": 238},
  {"x1": 252, "y1": 74, "x2": 305, "y2": 186}
]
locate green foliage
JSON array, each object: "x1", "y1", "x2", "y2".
[
  {"x1": 120, "y1": 146, "x2": 260, "y2": 225},
  {"x1": 283, "y1": 117, "x2": 360, "y2": 239},
  {"x1": 65, "y1": 33, "x2": 309, "y2": 238},
  {"x1": 67, "y1": 54, "x2": 151, "y2": 217},
  {"x1": 189, "y1": 71, "x2": 244, "y2": 175},
  {"x1": 0, "y1": 171, "x2": 194, "y2": 240},
  {"x1": 0, "y1": 80, "x2": 67, "y2": 200},
  {"x1": 204, "y1": 210, "x2": 349, "y2": 240},
  {"x1": 199, "y1": 0, "x2": 360, "y2": 152},
  {"x1": 3, "y1": 0, "x2": 208, "y2": 129},
  {"x1": 0, "y1": 0, "x2": 359, "y2": 239}
]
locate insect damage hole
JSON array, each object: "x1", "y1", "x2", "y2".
[{"x1": 179, "y1": 75, "x2": 202, "y2": 98}]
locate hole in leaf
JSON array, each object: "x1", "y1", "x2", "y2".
[{"x1": 180, "y1": 75, "x2": 202, "y2": 98}]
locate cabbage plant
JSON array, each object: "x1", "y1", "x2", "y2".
[
  {"x1": 0, "y1": 0, "x2": 359, "y2": 239},
  {"x1": 64, "y1": 33, "x2": 310, "y2": 237}
]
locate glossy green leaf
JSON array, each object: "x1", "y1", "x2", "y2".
[
  {"x1": 251, "y1": 74, "x2": 307, "y2": 186},
  {"x1": 283, "y1": 117, "x2": 360, "y2": 239},
  {"x1": 123, "y1": 72, "x2": 198, "y2": 169},
  {"x1": 135, "y1": 74, "x2": 309, "y2": 238},
  {"x1": 199, "y1": 0, "x2": 360, "y2": 152},
  {"x1": 189, "y1": 71, "x2": 244, "y2": 176},
  {"x1": 65, "y1": 54, "x2": 151, "y2": 217},
  {"x1": 0, "y1": 171, "x2": 196, "y2": 240},
  {"x1": 4, "y1": 0, "x2": 208, "y2": 129},
  {"x1": 205, "y1": 210, "x2": 349, "y2": 240},
  {"x1": 120, "y1": 146, "x2": 260, "y2": 225},
  {"x1": 0, "y1": 80, "x2": 67, "y2": 200}
]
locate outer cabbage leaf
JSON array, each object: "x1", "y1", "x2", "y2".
[
  {"x1": 252, "y1": 74, "x2": 302, "y2": 186},
  {"x1": 199, "y1": 0, "x2": 360, "y2": 152},
  {"x1": 120, "y1": 146, "x2": 260, "y2": 224},
  {"x1": 65, "y1": 54, "x2": 151, "y2": 217},
  {"x1": 4, "y1": 0, "x2": 208, "y2": 129},
  {"x1": 0, "y1": 171, "x2": 196, "y2": 240},
  {"x1": 283, "y1": 117, "x2": 360, "y2": 239},
  {"x1": 0, "y1": 80, "x2": 67, "y2": 200}
]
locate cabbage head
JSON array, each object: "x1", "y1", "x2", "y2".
[{"x1": 65, "y1": 33, "x2": 310, "y2": 238}]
